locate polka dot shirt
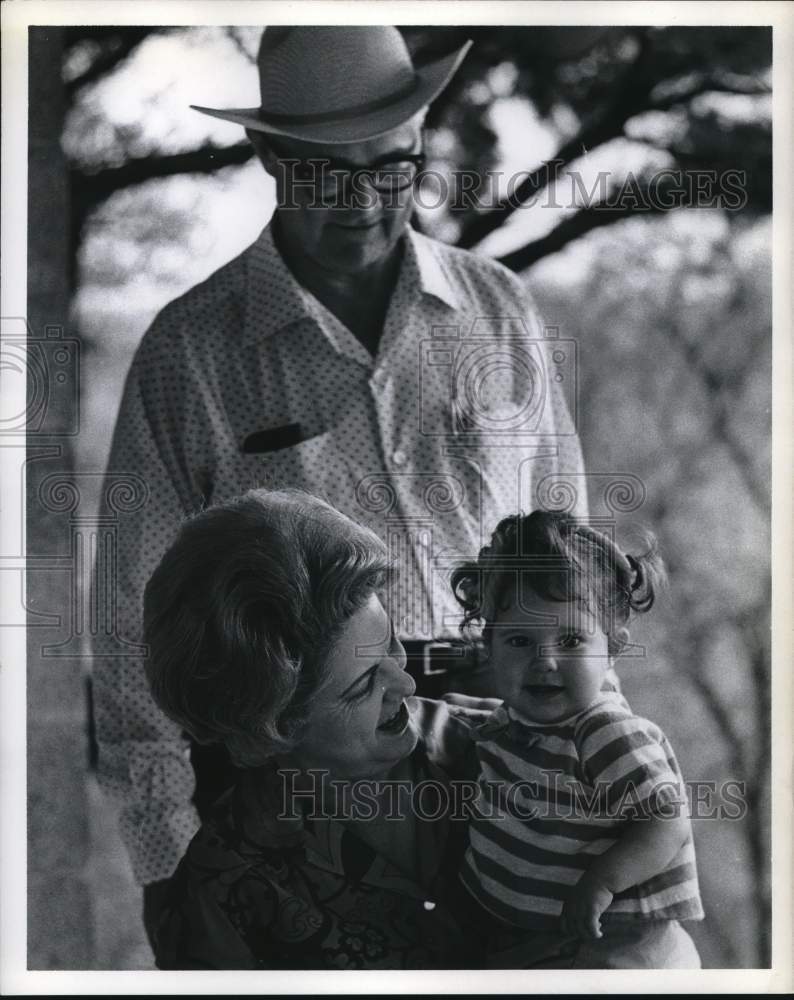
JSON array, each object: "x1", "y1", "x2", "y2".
[{"x1": 94, "y1": 222, "x2": 587, "y2": 884}]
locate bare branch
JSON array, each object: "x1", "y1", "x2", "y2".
[
  {"x1": 649, "y1": 75, "x2": 770, "y2": 112},
  {"x1": 65, "y1": 28, "x2": 160, "y2": 97},
  {"x1": 457, "y1": 31, "x2": 658, "y2": 250},
  {"x1": 661, "y1": 319, "x2": 770, "y2": 514},
  {"x1": 71, "y1": 142, "x2": 255, "y2": 207},
  {"x1": 224, "y1": 27, "x2": 257, "y2": 63},
  {"x1": 681, "y1": 633, "x2": 747, "y2": 776},
  {"x1": 456, "y1": 121, "x2": 628, "y2": 251},
  {"x1": 496, "y1": 200, "x2": 664, "y2": 272}
]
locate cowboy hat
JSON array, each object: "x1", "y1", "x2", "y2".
[{"x1": 191, "y1": 26, "x2": 472, "y2": 145}]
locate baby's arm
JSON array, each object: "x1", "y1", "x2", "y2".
[{"x1": 561, "y1": 810, "x2": 690, "y2": 940}]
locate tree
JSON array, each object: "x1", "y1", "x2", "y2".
[
  {"x1": 63, "y1": 26, "x2": 771, "y2": 287},
  {"x1": 530, "y1": 211, "x2": 771, "y2": 965}
]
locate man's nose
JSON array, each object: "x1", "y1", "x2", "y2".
[{"x1": 347, "y1": 172, "x2": 383, "y2": 213}]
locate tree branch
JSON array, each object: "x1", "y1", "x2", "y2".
[
  {"x1": 65, "y1": 28, "x2": 160, "y2": 97},
  {"x1": 496, "y1": 200, "x2": 664, "y2": 272},
  {"x1": 224, "y1": 27, "x2": 257, "y2": 63},
  {"x1": 456, "y1": 30, "x2": 659, "y2": 250},
  {"x1": 684, "y1": 628, "x2": 751, "y2": 771},
  {"x1": 71, "y1": 142, "x2": 255, "y2": 208},
  {"x1": 457, "y1": 35, "x2": 769, "y2": 252},
  {"x1": 456, "y1": 122, "x2": 627, "y2": 251},
  {"x1": 661, "y1": 319, "x2": 770, "y2": 514},
  {"x1": 649, "y1": 76, "x2": 770, "y2": 112}
]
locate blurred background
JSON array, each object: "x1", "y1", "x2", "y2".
[{"x1": 26, "y1": 24, "x2": 771, "y2": 969}]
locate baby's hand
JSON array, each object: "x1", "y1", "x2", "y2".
[{"x1": 561, "y1": 874, "x2": 614, "y2": 941}]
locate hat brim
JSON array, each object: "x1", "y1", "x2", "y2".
[{"x1": 191, "y1": 40, "x2": 471, "y2": 144}]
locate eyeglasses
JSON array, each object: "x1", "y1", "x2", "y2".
[{"x1": 274, "y1": 151, "x2": 426, "y2": 196}]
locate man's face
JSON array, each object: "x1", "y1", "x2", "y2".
[{"x1": 256, "y1": 120, "x2": 423, "y2": 276}]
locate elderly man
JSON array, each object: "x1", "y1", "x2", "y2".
[{"x1": 94, "y1": 26, "x2": 587, "y2": 939}]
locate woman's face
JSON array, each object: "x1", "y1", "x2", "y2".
[{"x1": 288, "y1": 593, "x2": 417, "y2": 779}]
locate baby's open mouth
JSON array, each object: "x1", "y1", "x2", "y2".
[
  {"x1": 523, "y1": 684, "x2": 565, "y2": 701},
  {"x1": 378, "y1": 701, "x2": 410, "y2": 733}
]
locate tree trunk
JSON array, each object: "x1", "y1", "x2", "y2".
[{"x1": 26, "y1": 26, "x2": 94, "y2": 970}]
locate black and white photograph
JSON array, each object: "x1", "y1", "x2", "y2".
[{"x1": 1, "y1": 0, "x2": 791, "y2": 992}]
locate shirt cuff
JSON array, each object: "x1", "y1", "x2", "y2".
[{"x1": 121, "y1": 801, "x2": 202, "y2": 884}]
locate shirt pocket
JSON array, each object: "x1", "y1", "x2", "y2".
[{"x1": 246, "y1": 429, "x2": 334, "y2": 495}]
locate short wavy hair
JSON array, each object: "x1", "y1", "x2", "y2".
[
  {"x1": 143, "y1": 489, "x2": 391, "y2": 767},
  {"x1": 451, "y1": 510, "x2": 665, "y2": 657}
]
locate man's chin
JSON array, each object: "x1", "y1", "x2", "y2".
[{"x1": 321, "y1": 232, "x2": 392, "y2": 267}]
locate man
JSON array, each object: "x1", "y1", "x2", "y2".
[{"x1": 93, "y1": 26, "x2": 587, "y2": 938}]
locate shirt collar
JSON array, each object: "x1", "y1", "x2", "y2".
[
  {"x1": 404, "y1": 226, "x2": 461, "y2": 312},
  {"x1": 243, "y1": 223, "x2": 316, "y2": 345},
  {"x1": 244, "y1": 221, "x2": 461, "y2": 347}
]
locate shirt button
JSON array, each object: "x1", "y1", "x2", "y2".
[
  {"x1": 423, "y1": 900, "x2": 436, "y2": 911},
  {"x1": 392, "y1": 449, "x2": 407, "y2": 466}
]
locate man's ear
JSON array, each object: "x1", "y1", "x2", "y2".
[{"x1": 246, "y1": 128, "x2": 278, "y2": 176}]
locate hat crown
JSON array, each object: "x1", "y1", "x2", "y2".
[{"x1": 258, "y1": 26, "x2": 416, "y2": 120}]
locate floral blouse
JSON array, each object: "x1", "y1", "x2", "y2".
[{"x1": 151, "y1": 698, "x2": 484, "y2": 970}]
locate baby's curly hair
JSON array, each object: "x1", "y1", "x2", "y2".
[{"x1": 450, "y1": 510, "x2": 665, "y2": 657}]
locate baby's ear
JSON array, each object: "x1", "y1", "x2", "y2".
[{"x1": 609, "y1": 626, "x2": 630, "y2": 661}]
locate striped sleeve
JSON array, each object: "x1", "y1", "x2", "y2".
[{"x1": 575, "y1": 708, "x2": 688, "y2": 818}]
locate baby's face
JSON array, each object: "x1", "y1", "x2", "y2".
[{"x1": 488, "y1": 591, "x2": 610, "y2": 723}]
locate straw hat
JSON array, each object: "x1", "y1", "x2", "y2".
[{"x1": 192, "y1": 26, "x2": 471, "y2": 144}]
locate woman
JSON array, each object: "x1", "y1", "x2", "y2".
[{"x1": 143, "y1": 488, "x2": 492, "y2": 969}]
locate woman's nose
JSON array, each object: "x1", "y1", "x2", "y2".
[
  {"x1": 390, "y1": 635, "x2": 407, "y2": 671},
  {"x1": 384, "y1": 641, "x2": 415, "y2": 696}
]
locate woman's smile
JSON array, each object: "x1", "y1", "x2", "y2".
[{"x1": 377, "y1": 700, "x2": 411, "y2": 734}]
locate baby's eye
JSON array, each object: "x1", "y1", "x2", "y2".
[
  {"x1": 559, "y1": 634, "x2": 583, "y2": 650},
  {"x1": 506, "y1": 635, "x2": 531, "y2": 648}
]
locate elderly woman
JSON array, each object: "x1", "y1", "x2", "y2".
[{"x1": 143, "y1": 488, "x2": 493, "y2": 969}]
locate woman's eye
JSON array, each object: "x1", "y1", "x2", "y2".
[
  {"x1": 350, "y1": 669, "x2": 378, "y2": 702},
  {"x1": 507, "y1": 636, "x2": 531, "y2": 648},
  {"x1": 559, "y1": 634, "x2": 583, "y2": 650}
]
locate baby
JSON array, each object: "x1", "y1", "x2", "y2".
[{"x1": 450, "y1": 511, "x2": 704, "y2": 969}]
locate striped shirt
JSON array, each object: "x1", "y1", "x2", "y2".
[{"x1": 461, "y1": 692, "x2": 704, "y2": 930}]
